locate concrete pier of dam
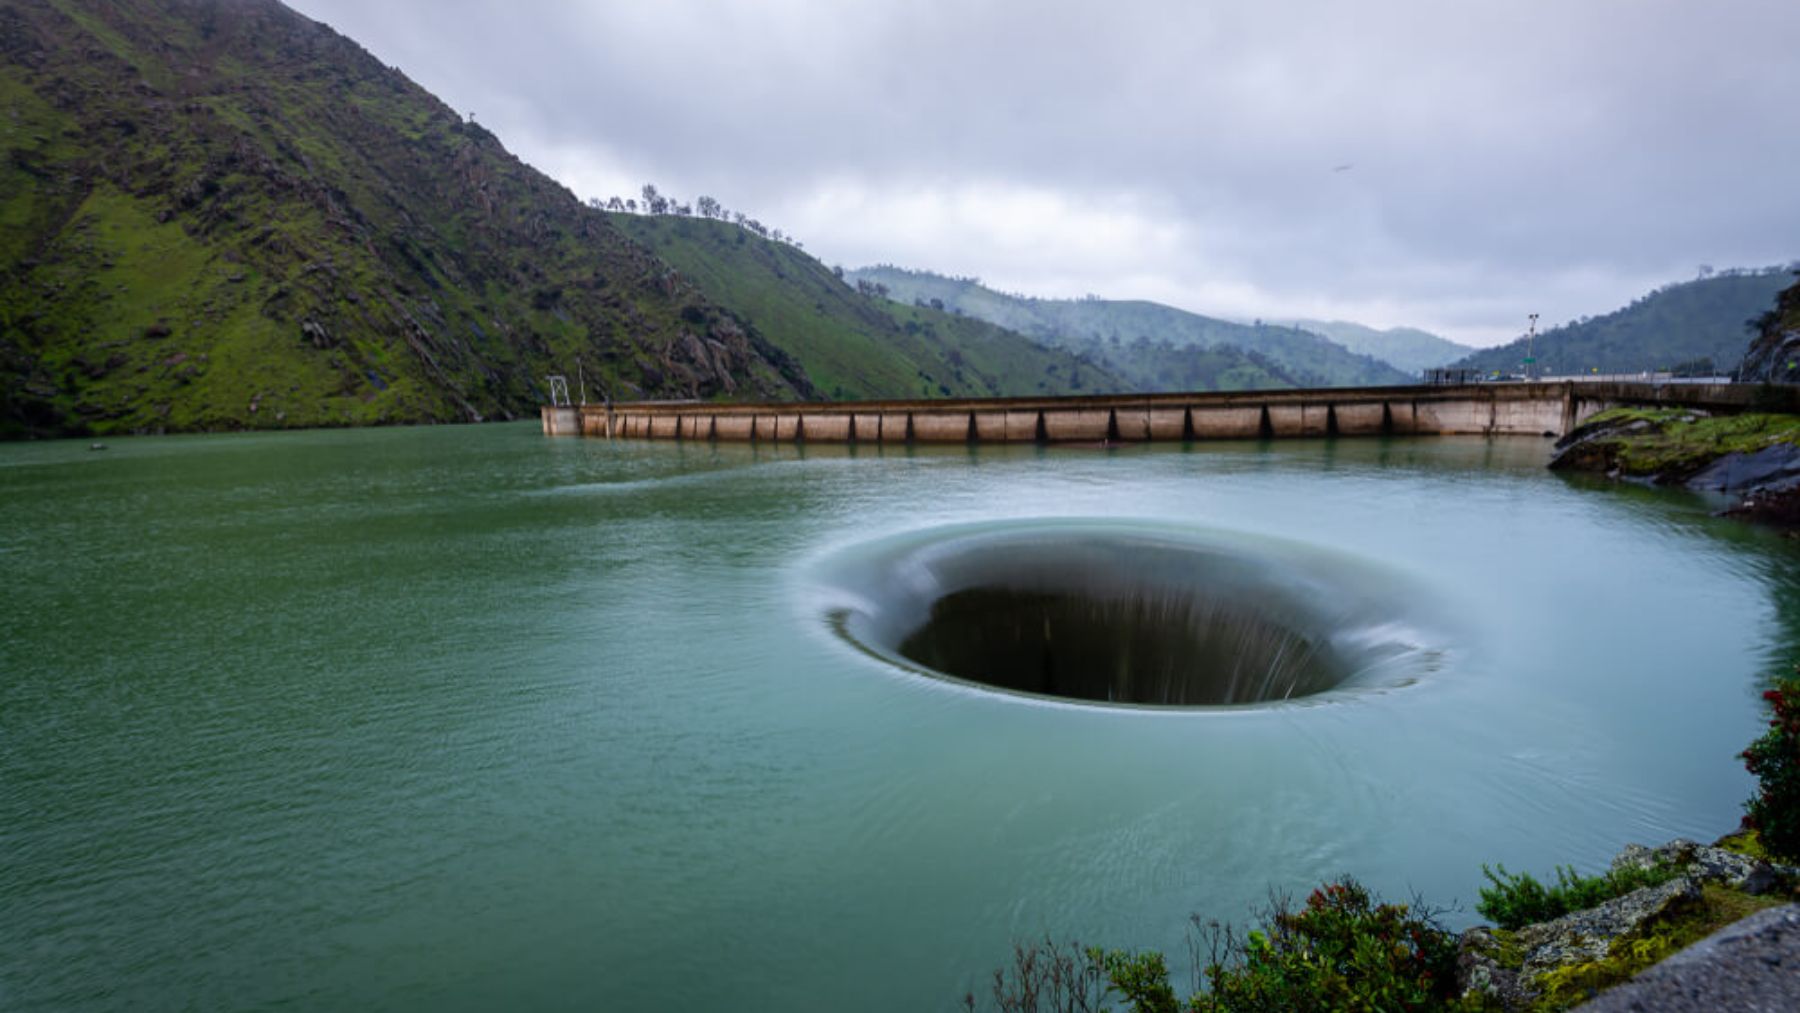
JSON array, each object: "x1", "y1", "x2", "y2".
[{"x1": 541, "y1": 381, "x2": 1761, "y2": 444}]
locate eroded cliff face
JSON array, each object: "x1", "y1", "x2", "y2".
[
  {"x1": 0, "y1": 0, "x2": 813, "y2": 437},
  {"x1": 1741, "y1": 275, "x2": 1800, "y2": 384}
]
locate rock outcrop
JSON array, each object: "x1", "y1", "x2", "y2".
[
  {"x1": 1456, "y1": 839, "x2": 1800, "y2": 1010},
  {"x1": 1612, "y1": 839, "x2": 1797, "y2": 896},
  {"x1": 1571, "y1": 904, "x2": 1800, "y2": 1012},
  {"x1": 1684, "y1": 442, "x2": 1800, "y2": 495},
  {"x1": 1547, "y1": 408, "x2": 1800, "y2": 529},
  {"x1": 1740, "y1": 274, "x2": 1800, "y2": 383}
]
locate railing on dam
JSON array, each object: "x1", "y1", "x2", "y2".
[{"x1": 541, "y1": 381, "x2": 1767, "y2": 444}]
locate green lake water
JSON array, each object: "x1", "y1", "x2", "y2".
[{"x1": 3, "y1": 422, "x2": 1796, "y2": 1010}]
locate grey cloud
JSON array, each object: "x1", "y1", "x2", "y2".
[{"x1": 286, "y1": 0, "x2": 1800, "y2": 344}]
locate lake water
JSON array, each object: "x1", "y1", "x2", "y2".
[{"x1": 3, "y1": 422, "x2": 1796, "y2": 1011}]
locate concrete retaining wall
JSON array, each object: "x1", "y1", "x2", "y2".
[{"x1": 544, "y1": 382, "x2": 1735, "y2": 444}]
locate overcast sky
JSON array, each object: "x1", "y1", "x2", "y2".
[{"x1": 284, "y1": 0, "x2": 1799, "y2": 346}]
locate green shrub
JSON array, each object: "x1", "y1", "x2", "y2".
[
  {"x1": 967, "y1": 880, "x2": 1472, "y2": 1012},
  {"x1": 1476, "y1": 863, "x2": 1681, "y2": 930},
  {"x1": 1193, "y1": 879, "x2": 1470, "y2": 1012},
  {"x1": 1094, "y1": 950, "x2": 1180, "y2": 1013},
  {"x1": 1742, "y1": 676, "x2": 1800, "y2": 861}
]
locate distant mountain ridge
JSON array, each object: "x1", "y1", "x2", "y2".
[
  {"x1": 848, "y1": 266, "x2": 1414, "y2": 389},
  {"x1": 1447, "y1": 269, "x2": 1793, "y2": 378},
  {"x1": 608, "y1": 213, "x2": 1126, "y2": 399},
  {"x1": 1274, "y1": 320, "x2": 1472, "y2": 376}
]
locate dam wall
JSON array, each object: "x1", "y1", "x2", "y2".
[{"x1": 542, "y1": 382, "x2": 1754, "y2": 444}]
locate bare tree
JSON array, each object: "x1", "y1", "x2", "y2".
[{"x1": 961, "y1": 937, "x2": 1105, "y2": 1013}]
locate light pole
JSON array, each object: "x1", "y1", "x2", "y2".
[{"x1": 1524, "y1": 313, "x2": 1539, "y2": 381}]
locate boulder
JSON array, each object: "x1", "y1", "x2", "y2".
[
  {"x1": 1571, "y1": 904, "x2": 1800, "y2": 1012},
  {"x1": 1457, "y1": 927, "x2": 1532, "y2": 1009},
  {"x1": 301, "y1": 318, "x2": 334, "y2": 349},
  {"x1": 1548, "y1": 417, "x2": 1658, "y2": 473},
  {"x1": 1684, "y1": 442, "x2": 1800, "y2": 494},
  {"x1": 1513, "y1": 876, "x2": 1703, "y2": 980},
  {"x1": 1612, "y1": 838, "x2": 1798, "y2": 894}
]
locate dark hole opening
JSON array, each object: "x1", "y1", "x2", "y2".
[
  {"x1": 895, "y1": 584, "x2": 1349, "y2": 706},
  {"x1": 822, "y1": 524, "x2": 1441, "y2": 709}
]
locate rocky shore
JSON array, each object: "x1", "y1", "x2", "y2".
[
  {"x1": 1455, "y1": 838, "x2": 1799, "y2": 1010},
  {"x1": 1549, "y1": 407, "x2": 1800, "y2": 530}
]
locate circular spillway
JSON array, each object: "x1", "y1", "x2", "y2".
[{"x1": 817, "y1": 520, "x2": 1450, "y2": 707}]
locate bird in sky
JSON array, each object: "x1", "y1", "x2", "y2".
[{"x1": 1332, "y1": 163, "x2": 1354, "y2": 172}]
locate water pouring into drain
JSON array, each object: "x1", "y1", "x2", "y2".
[{"x1": 817, "y1": 520, "x2": 1450, "y2": 708}]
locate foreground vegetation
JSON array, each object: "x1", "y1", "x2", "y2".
[
  {"x1": 1743, "y1": 674, "x2": 1800, "y2": 858},
  {"x1": 1475, "y1": 863, "x2": 1681, "y2": 931},
  {"x1": 969, "y1": 676, "x2": 1800, "y2": 1012},
  {"x1": 967, "y1": 882, "x2": 1469, "y2": 1013}
]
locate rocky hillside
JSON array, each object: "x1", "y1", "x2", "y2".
[
  {"x1": 1741, "y1": 273, "x2": 1800, "y2": 383},
  {"x1": 848, "y1": 266, "x2": 1414, "y2": 389},
  {"x1": 0, "y1": 0, "x2": 814, "y2": 437}
]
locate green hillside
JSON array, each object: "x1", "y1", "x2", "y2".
[
  {"x1": 1277, "y1": 319, "x2": 1472, "y2": 376},
  {"x1": 1448, "y1": 270, "x2": 1793, "y2": 378},
  {"x1": 610, "y1": 214, "x2": 1125, "y2": 399},
  {"x1": 849, "y1": 266, "x2": 1413, "y2": 388},
  {"x1": 0, "y1": 0, "x2": 813, "y2": 437}
]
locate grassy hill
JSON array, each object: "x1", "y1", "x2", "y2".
[
  {"x1": 0, "y1": 0, "x2": 816, "y2": 437},
  {"x1": 610, "y1": 214, "x2": 1123, "y2": 400},
  {"x1": 1277, "y1": 319, "x2": 1472, "y2": 376},
  {"x1": 848, "y1": 266, "x2": 1413, "y2": 389},
  {"x1": 1448, "y1": 270, "x2": 1793, "y2": 379}
]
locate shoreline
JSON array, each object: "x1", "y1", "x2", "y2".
[{"x1": 1549, "y1": 407, "x2": 1800, "y2": 532}]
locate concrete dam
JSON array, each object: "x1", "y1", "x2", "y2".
[{"x1": 540, "y1": 381, "x2": 1754, "y2": 444}]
